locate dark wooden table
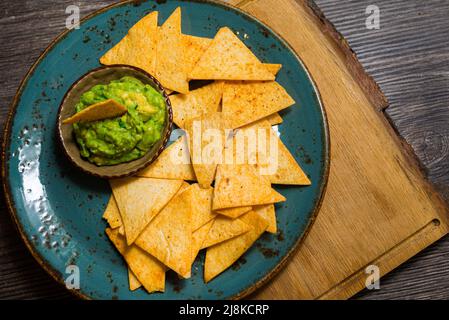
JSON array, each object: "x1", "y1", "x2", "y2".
[{"x1": 1, "y1": 0, "x2": 448, "y2": 300}]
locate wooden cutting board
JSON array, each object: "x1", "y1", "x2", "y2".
[{"x1": 224, "y1": 0, "x2": 449, "y2": 299}]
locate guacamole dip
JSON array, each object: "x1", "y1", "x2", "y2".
[{"x1": 73, "y1": 76, "x2": 166, "y2": 166}]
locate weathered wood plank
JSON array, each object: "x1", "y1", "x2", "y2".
[{"x1": 314, "y1": 0, "x2": 449, "y2": 300}]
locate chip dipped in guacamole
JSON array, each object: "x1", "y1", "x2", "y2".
[{"x1": 73, "y1": 76, "x2": 166, "y2": 166}]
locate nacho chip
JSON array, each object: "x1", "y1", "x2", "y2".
[
  {"x1": 213, "y1": 164, "x2": 286, "y2": 210},
  {"x1": 190, "y1": 184, "x2": 216, "y2": 231},
  {"x1": 250, "y1": 120, "x2": 311, "y2": 185},
  {"x1": 178, "y1": 181, "x2": 192, "y2": 194},
  {"x1": 155, "y1": 8, "x2": 189, "y2": 94},
  {"x1": 135, "y1": 185, "x2": 194, "y2": 278},
  {"x1": 189, "y1": 27, "x2": 275, "y2": 81},
  {"x1": 191, "y1": 219, "x2": 214, "y2": 265},
  {"x1": 137, "y1": 136, "x2": 196, "y2": 181},
  {"x1": 100, "y1": 12, "x2": 158, "y2": 76},
  {"x1": 110, "y1": 177, "x2": 183, "y2": 245},
  {"x1": 216, "y1": 206, "x2": 252, "y2": 219},
  {"x1": 223, "y1": 81, "x2": 295, "y2": 129},
  {"x1": 106, "y1": 228, "x2": 166, "y2": 293},
  {"x1": 201, "y1": 216, "x2": 251, "y2": 249},
  {"x1": 183, "y1": 34, "x2": 212, "y2": 74},
  {"x1": 204, "y1": 210, "x2": 268, "y2": 282},
  {"x1": 128, "y1": 268, "x2": 142, "y2": 291},
  {"x1": 63, "y1": 99, "x2": 127, "y2": 124},
  {"x1": 171, "y1": 81, "x2": 224, "y2": 129},
  {"x1": 103, "y1": 195, "x2": 122, "y2": 229},
  {"x1": 254, "y1": 204, "x2": 277, "y2": 234},
  {"x1": 263, "y1": 113, "x2": 283, "y2": 126},
  {"x1": 267, "y1": 128, "x2": 311, "y2": 185},
  {"x1": 184, "y1": 112, "x2": 231, "y2": 188},
  {"x1": 264, "y1": 63, "x2": 282, "y2": 75}
]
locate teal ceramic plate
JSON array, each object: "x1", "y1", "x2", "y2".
[{"x1": 2, "y1": 0, "x2": 329, "y2": 300}]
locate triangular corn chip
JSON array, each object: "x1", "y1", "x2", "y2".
[
  {"x1": 184, "y1": 112, "x2": 231, "y2": 188},
  {"x1": 267, "y1": 128, "x2": 311, "y2": 185},
  {"x1": 213, "y1": 164, "x2": 286, "y2": 210},
  {"x1": 223, "y1": 81, "x2": 295, "y2": 128},
  {"x1": 128, "y1": 268, "x2": 142, "y2": 291},
  {"x1": 216, "y1": 206, "x2": 252, "y2": 219},
  {"x1": 63, "y1": 99, "x2": 127, "y2": 124},
  {"x1": 183, "y1": 34, "x2": 212, "y2": 74},
  {"x1": 183, "y1": 32, "x2": 279, "y2": 79},
  {"x1": 189, "y1": 27, "x2": 275, "y2": 81},
  {"x1": 240, "y1": 121, "x2": 311, "y2": 185},
  {"x1": 103, "y1": 195, "x2": 122, "y2": 229},
  {"x1": 230, "y1": 120, "x2": 310, "y2": 185},
  {"x1": 126, "y1": 181, "x2": 189, "y2": 236},
  {"x1": 171, "y1": 81, "x2": 224, "y2": 129},
  {"x1": 201, "y1": 216, "x2": 251, "y2": 249},
  {"x1": 204, "y1": 210, "x2": 268, "y2": 282},
  {"x1": 106, "y1": 228, "x2": 166, "y2": 293},
  {"x1": 254, "y1": 204, "x2": 277, "y2": 234},
  {"x1": 264, "y1": 63, "x2": 282, "y2": 75},
  {"x1": 190, "y1": 184, "x2": 216, "y2": 231},
  {"x1": 263, "y1": 113, "x2": 283, "y2": 126},
  {"x1": 191, "y1": 220, "x2": 214, "y2": 265},
  {"x1": 110, "y1": 177, "x2": 183, "y2": 245},
  {"x1": 135, "y1": 185, "x2": 194, "y2": 278},
  {"x1": 155, "y1": 8, "x2": 189, "y2": 94},
  {"x1": 100, "y1": 12, "x2": 158, "y2": 75},
  {"x1": 178, "y1": 181, "x2": 192, "y2": 194},
  {"x1": 137, "y1": 136, "x2": 196, "y2": 181}
]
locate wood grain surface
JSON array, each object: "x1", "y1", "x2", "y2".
[{"x1": 1, "y1": 0, "x2": 449, "y2": 300}]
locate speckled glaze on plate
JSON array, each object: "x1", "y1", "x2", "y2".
[{"x1": 2, "y1": 0, "x2": 329, "y2": 300}]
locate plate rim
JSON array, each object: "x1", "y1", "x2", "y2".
[{"x1": 1, "y1": 0, "x2": 330, "y2": 300}]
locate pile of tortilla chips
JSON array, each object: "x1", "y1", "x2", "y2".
[{"x1": 101, "y1": 7, "x2": 311, "y2": 293}]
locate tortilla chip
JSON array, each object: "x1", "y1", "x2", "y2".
[
  {"x1": 190, "y1": 184, "x2": 216, "y2": 231},
  {"x1": 135, "y1": 185, "x2": 194, "y2": 278},
  {"x1": 183, "y1": 34, "x2": 212, "y2": 74},
  {"x1": 267, "y1": 129, "x2": 311, "y2": 185},
  {"x1": 63, "y1": 99, "x2": 127, "y2": 124},
  {"x1": 137, "y1": 136, "x2": 196, "y2": 181},
  {"x1": 100, "y1": 12, "x2": 158, "y2": 76},
  {"x1": 103, "y1": 195, "x2": 122, "y2": 229},
  {"x1": 171, "y1": 81, "x2": 224, "y2": 129},
  {"x1": 184, "y1": 112, "x2": 231, "y2": 188},
  {"x1": 240, "y1": 121, "x2": 311, "y2": 185},
  {"x1": 189, "y1": 27, "x2": 275, "y2": 81},
  {"x1": 204, "y1": 210, "x2": 268, "y2": 282},
  {"x1": 106, "y1": 228, "x2": 166, "y2": 293},
  {"x1": 254, "y1": 204, "x2": 277, "y2": 234},
  {"x1": 216, "y1": 206, "x2": 252, "y2": 219},
  {"x1": 213, "y1": 164, "x2": 286, "y2": 210},
  {"x1": 201, "y1": 216, "x2": 251, "y2": 249},
  {"x1": 183, "y1": 36, "x2": 278, "y2": 78},
  {"x1": 128, "y1": 268, "x2": 142, "y2": 291},
  {"x1": 191, "y1": 220, "x2": 214, "y2": 265},
  {"x1": 263, "y1": 113, "x2": 283, "y2": 126},
  {"x1": 155, "y1": 8, "x2": 189, "y2": 94},
  {"x1": 178, "y1": 181, "x2": 192, "y2": 194},
  {"x1": 264, "y1": 63, "x2": 282, "y2": 75},
  {"x1": 223, "y1": 81, "x2": 295, "y2": 128},
  {"x1": 110, "y1": 177, "x2": 183, "y2": 245}
]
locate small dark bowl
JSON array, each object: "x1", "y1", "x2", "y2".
[{"x1": 57, "y1": 65, "x2": 173, "y2": 179}]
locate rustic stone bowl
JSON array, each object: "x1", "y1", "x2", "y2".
[{"x1": 57, "y1": 65, "x2": 173, "y2": 179}]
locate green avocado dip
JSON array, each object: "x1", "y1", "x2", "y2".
[{"x1": 73, "y1": 76, "x2": 166, "y2": 166}]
